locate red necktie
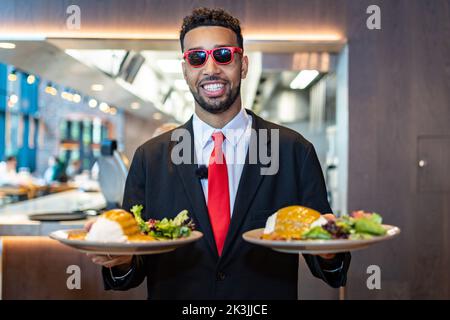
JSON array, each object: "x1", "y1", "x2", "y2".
[{"x1": 207, "y1": 132, "x2": 231, "y2": 256}]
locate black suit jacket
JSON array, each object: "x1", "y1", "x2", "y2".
[{"x1": 102, "y1": 109, "x2": 351, "y2": 299}]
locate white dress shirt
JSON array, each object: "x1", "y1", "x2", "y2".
[
  {"x1": 192, "y1": 108, "x2": 253, "y2": 217},
  {"x1": 0, "y1": 162, "x2": 20, "y2": 186}
]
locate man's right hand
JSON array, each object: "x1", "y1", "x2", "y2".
[
  {"x1": 87, "y1": 253, "x2": 133, "y2": 270},
  {"x1": 84, "y1": 219, "x2": 134, "y2": 271}
]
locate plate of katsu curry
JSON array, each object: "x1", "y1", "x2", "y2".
[{"x1": 50, "y1": 205, "x2": 203, "y2": 255}]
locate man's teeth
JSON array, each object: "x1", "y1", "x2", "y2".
[{"x1": 203, "y1": 83, "x2": 224, "y2": 92}]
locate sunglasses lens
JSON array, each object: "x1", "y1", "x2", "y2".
[
  {"x1": 187, "y1": 51, "x2": 207, "y2": 66},
  {"x1": 213, "y1": 48, "x2": 232, "y2": 64}
]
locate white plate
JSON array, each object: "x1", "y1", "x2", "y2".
[
  {"x1": 242, "y1": 225, "x2": 401, "y2": 254},
  {"x1": 49, "y1": 229, "x2": 203, "y2": 255}
]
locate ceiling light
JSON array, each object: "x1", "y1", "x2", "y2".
[
  {"x1": 152, "y1": 112, "x2": 163, "y2": 120},
  {"x1": 109, "y1": 107, "x2": 117, "y2": 115},
  {"x1": 91, "y1": 84, "x2": 104, "y2": 91},
  {"x1": 8, "y1": 71, "x2": 17, "y2": 82},
  {"x1": 0, "y1": 42, "x2": 16, "y2": 49},
  {"x1": 174, "y1": 79, "x2": 189, "y2": 91},
  {"x1": 157, "y1": 59, "x2": 183, "y2": 73},
  {"x1": 290, "y1": 70, "x2": 319, "y2": 90},
  {"x1": 44, "y1": 84, "x2": 52, "y2": 94},
  {"x1": 26, "y1": 75, "x2": 36, "y2": 84},
  {"x1": 89, "y1": 99, "x2": 98, "y2": 108},
  {"x1": 9, "y1": 94, "x2": 19, "y2": 104},
  {"x1": 130, "y1": 102, "x2": 140, "y2": 110},
  {"x1": 99, "y1": 102, "x2": 110, "y2": 113},
  {"x1": 73, "y1": 94, "x2": 81, "y2": 103},
  {"x1": 45, "y1": 84, "x2": 57, "y2": 96},
  {"x1": 61, "y1": 91, "x2": 74, "y2": 102}
]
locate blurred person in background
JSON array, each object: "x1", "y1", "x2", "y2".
[
  {"x1": 43, "y1": 156, "x2": 67, "y2": 184},
  {"x1": 0, "y1": 156, "x2": 20, "y2": 186},
  {"x1": 0, "y1": 155, "x2": 43, "y2": 200},
  {"x1": 66, "y1": 159, "x2": 82, "y2": 180}
]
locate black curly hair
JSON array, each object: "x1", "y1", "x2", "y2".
[{"x1": 179, "y1": 7, "x2": 243, "y2": 52}]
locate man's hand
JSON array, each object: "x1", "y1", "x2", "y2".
[
  {"x1": 317, "y1": 213, "x2": 336, "y2": 260},
  {"x1": 84, "y1": 219, "x2": 134, "y2": 271},
  {"x1": 87, "y1": 253, "x2": 133, "y2": 269}
]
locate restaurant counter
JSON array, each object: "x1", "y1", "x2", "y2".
[
  {"x1": 0, "y1": 191, "x2": 149, "y2": 299},
  {"x1": 0, "y1": 190, "x2": 105, "y2": 236}
]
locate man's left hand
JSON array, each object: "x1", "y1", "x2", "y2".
[{"x1": 317, "y1": 213, "x2": 336, "y2": 260}]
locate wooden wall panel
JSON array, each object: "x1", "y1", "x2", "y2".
[
  {"x1": 0, "y1": 0, "x2": 347, "y2": 37},
  {"x1": 1, "y1": 237, "x2": 147, "y2": 299},
  {"x1": 345, "y1": 0, "x2": 450, "y2": 299},
  {"x1": 345, "y1": 0, "x2": 416, "y2": 299}
]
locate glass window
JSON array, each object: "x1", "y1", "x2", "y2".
[{"x1": 0, "y1": 63, "x2": 39, "y2": 171}]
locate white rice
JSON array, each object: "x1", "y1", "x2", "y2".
[
  {"x1": 85, "y1": 217, "x2": 127, "y2": 242},
  {"x1": 263, "y1": 212, "x2": 278, "y2": 234},
  {"x1": 310, "y1": 216, "x2": 328, "y2": 228}
]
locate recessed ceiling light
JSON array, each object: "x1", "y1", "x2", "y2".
[
  {"x1": 61, "y1": 91, "x2": 75, "y2": 102},
  {"x1": 27, "y1": 75, "x2": 36, "y2": 84},
  {"x1": 89, "y1": 99, "x2": 98, "y2": 108},
  {"x1": 8, "y1": 72, "x2": 17, "y2": 82},
  {"x1": 99, "y1": 102, "x2": 110, "y2": 113},
  {"x1": 0, "y1": 42, "x2": 16, "y2": 49},
  {"x1": 9, "y1": 94, "x2": 19, "y2": 104},
  {"x1": 109, "y1": 107, "x2": 117, "y2": 115},
  {"x1": 152, "y1": 112, "x2": 163, "y2": 120},
  {"x1": 130, "y1": 102, "x2": 140, "y2": 110},
  {"x1": 91, "y1": 84, "x2": 104, "y2": 91},
  {"x1": 290, "y1": 70, "x2": 319, "y2": 90},
  {"x1": 45, "y1": 85, "x2": 57, "y2": 96},
  {"x1": 73, "y1": 94, "x2": 81, "y2": 103}
]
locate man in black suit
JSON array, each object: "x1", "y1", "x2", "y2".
[{"x1": 89, "y1": 7, "x2": 351, "y2": 299}]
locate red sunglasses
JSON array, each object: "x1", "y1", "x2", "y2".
[{"x1": 183, "y1": 46, "x2": 243, "y2": 68}]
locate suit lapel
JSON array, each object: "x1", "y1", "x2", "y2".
[
  {"x1": 173, "y1": 111, "x2": 272, "y2": 261},
  {"x1": 172, "y1": 118, "x2": 217, "y2": 257},
  {"x1": 221, "y1": 111, "x2": 270, "y2": 259}
]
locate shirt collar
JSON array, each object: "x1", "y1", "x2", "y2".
[{"x1": 193, "y1": 108, "x2": 250, "y2": 149}]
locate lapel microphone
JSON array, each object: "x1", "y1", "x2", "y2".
[{"x1": 195, "y1": 165, "x2": 208, "y2": 180}]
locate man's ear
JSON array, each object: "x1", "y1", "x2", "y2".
[
  {"x1": 241, "y1": 55, "x2": 249, "y2": 79},
  {"x1": 181, "y1": 60, "x2": 187, "y2": 80}
]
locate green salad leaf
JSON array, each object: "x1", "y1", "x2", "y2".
[
  {"x1": 172, "y1": 209, "x2": 189, "y2": 226},
  {"x1": 149, "y1": 209, "x2": 194, "y2": 239},
  {"x1": 368, "y1": 212, "x2": 383, "y2": 224},
  {"x1": 130, "y1": 204, "x2": 149, "y2": 233},
  {"x1": 302, "y1": 226, "x2": 332, "y2": 240},
  {"x1": 354, "y1": 218, "x2": 386, "y2": 236},
  {"x1": 299, "y1": 211, "x2": 387, "y2": 240},
  {"x1": 335, "y1": 218, "x2": 353, "y2": 234},
  {"x1": 130, "y1": 206, "x2": 194, "y2": 239}
]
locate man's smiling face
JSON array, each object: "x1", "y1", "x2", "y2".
[{"x1": 182, "y1": 26, "x2": 248, "y2": 114}]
